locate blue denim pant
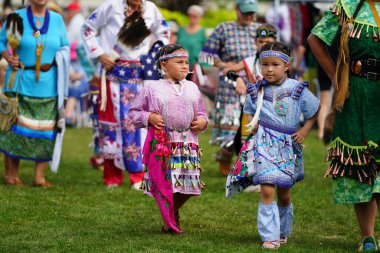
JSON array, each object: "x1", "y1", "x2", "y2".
[{"x1": 258, "y1": 202, "x2": 293, "y2": 241}]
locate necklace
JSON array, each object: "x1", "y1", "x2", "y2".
[
  {"x1": 27, "y1": 6, "x2": 50, "y2": 37},
  {"x1": 26, "y1": 6, "x2": 50, "y2": 80},
  {"x1": 271, "y1": 78, "x2": 289, "y2": 117},
  {"x1": 369, "y1": 0, "x2": 380, "y2": 41}
]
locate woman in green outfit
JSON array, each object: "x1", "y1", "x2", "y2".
[
  {"x1": 177, "y1": 5, "x2": 207, "y2": 70},
  {"x1": 308, "y1": 0, "x2": 380, "y2": 251}
]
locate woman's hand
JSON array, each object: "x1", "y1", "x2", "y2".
[
  {"x1": 99, "y1": 53, "x2": 115, "y2": 71},
  {"x1": 235, "y1": 77, "x2": 247, "y2": 95},
  {"x1": 190, "y1": 117, "x2": 207, "y2": 133},
  {"x1": 148, "y1": 113, "x2": 165, "y2": 129},
  {"x1": 291, "y1": 128, "x2": 308, "y2": 144},
  {"x1": 7, "y1": 55, "x2": 20, "y2": 70}
]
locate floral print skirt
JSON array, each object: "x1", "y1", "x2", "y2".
[
  {"x1": 226, "y1": 125, "x2": 304, "y2": 198},
  {"x1": 98, "y1": 62, "x2": 144, "y2": 172}
]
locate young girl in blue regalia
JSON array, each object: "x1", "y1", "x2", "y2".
[{"x1": 226, "y1": 42, "x2": 320, "y2": 249}]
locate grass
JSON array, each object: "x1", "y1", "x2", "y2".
[{"x1": 0, "y1": 128, "x2": 375, "y2": 252}]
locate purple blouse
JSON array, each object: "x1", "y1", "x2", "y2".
[{"x1": 129, "y1": 79, "x2": 208, "y2": 145}]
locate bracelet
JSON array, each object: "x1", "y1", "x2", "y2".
[{"x1": 226, "y1": 70, "x2": 239, "y2": 81}]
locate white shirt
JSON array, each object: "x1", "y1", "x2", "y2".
[{"x1": 81, "y1": 0, "x2": 169, "y2": 61}]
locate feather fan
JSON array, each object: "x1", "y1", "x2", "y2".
[
  {"x1": 117, "y1": 10, "x2": 150, "y2": 48},
  {"x1": 5, "y1": 13, "x2": 24, "y2": 88}
]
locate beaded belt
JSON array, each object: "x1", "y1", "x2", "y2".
[
  {"x1": 167, "y1": 127, "x2": 190, "y2": 133},
  {"x1": 259, "y1": 118, "x2": 297, "y2": 135}
]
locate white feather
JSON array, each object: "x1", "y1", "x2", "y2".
[
  {"x1": 6, "y1": 21, "x2": 13, "y2": 37},
  {"x1": 246, "y1": 86, "x2": 264, "y2": 132},
  {"x1": 100, "y1": 69, "x2": 107, "y2": 112}
]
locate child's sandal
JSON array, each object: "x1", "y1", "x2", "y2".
[
  {"x1": 160, "y1": 226, "x2": 183, "y2": 235},
  {"x1": 262, "y1": 241, "x2": 280, "y2": 250},
  {"x1": 279, "y1": 237, "x2": 288, "y2": 244}
]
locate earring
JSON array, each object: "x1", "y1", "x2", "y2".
[{"x1": 160, "y1": 68, "x2": 166, "y2": 75}]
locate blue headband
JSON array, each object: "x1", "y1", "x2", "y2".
[{"x1": 259, "y1": 50, "x2": 290, "y2": 63}]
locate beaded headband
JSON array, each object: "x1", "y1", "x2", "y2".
[
  {"x1": 259, "y1": 50, "x2": 290, "y2": 63},
  {"x1": 159, "y1": 53, "x2": 189, "y2": 61}
]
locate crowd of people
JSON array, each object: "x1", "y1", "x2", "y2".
[{"x1": 0, "y1": 0, "x2": 379, "y2": 251}]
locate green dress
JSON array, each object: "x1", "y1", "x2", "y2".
[
  {"x1": 177, "y1": 27, "x2": 207, "y2": 69},
  {"x1": 312, "y1": 0, "x2": 380, "y2": 204}
]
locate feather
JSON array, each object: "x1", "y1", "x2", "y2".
[
  {"x1": 246, "y1": 86, "x2": 264, "y2": 132},
  {"x1": 5, "y1": 13, "x2": 24, "y2": 89},
  {"x1": 6, "y1": 13, "x2": 23, "y2": 43},
  {"x1": 117, "y1": 10, "x2": 150, "y2": 48}
]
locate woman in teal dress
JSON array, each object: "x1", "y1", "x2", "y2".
[
  {"x1": 0, "y1": 0, "x2": 69, "y2": 187},
  {"x1": 308, "y1": 0, "x2": 380, "y2": 251},
  {"x1": 177, "y1": 5, "x2": 207, "y2": 70}
]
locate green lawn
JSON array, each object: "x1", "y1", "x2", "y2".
[{"x1": 0, "y1": 128, "x2": 374, "y2": 252}]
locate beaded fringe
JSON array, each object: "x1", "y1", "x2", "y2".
[
  {"x1": 325, "y1": 138, "x2": 379, "y2": 184},
  {"x1": 141, "y1": 145, "x2": 205, "y2": 192},
  {"x1": 331, "y1": 0, "x2": 379, "y2": 41}
]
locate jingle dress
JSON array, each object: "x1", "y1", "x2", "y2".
[
  {"x1": 0, "y1": 9, "x2": 68, "y2": 161},
  {"x1": 312, "y1": 0, "x2": 380, "y2": 204},
  {"x1": 226, "y1": 79, "x2": 320, "y2": 198},
  {"x1": 81, "y1": 0, "x2": 169, "y2": 174},
  {"x1": 129, "y1": 79, "x2": 208, "y2": 195},
  {"x1": 199, "y1": 21, "x2": 258, "y2": 146}
]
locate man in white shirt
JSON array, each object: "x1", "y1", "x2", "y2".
[{"x1": 81, "y1": 0, "x2": 169, "y2": 189}]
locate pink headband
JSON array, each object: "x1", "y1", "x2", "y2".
[{"x1": 159, "y1": 53, "x2": 189, "y2": 61}]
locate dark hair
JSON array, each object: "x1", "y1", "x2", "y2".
[
  {"x1": 259, "y1": 41, "x2": 291, "y2": 56},
  {"x1": 155, "y1": 44, "x2": 186, "y2": 70},
  {"x1": 259, "y1": 42, "x2": 291, "y2": 77}
]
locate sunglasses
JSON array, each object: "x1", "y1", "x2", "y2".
[{"x1": 256, "y1": 28, "x2": 277, "y2": 39}]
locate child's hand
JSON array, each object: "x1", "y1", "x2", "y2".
[
  {"x1": 148, "y1": 113, "x2": 165, "y2": 129},
  {"x1": 291, "y1": 128, "x2": 309, "y2": 144},
  {"x1": 190, "y1": 117, "x2": 207, "y2": 133},
  {"x1": 235, "y1": 77, "x2": 247, "y2": 95}
]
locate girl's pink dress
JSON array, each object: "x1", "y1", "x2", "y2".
[{"x1": 129, "y1": 79, "x2": 208, "y2": 195}]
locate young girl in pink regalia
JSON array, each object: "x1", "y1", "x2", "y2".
[{"x1": 129, "y1": 44, "x2": 208, "y2": 234}]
